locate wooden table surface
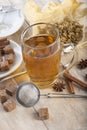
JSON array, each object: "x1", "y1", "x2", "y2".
[{"x1": 0, "y1": 0, "x2": 87, "y2": 130}]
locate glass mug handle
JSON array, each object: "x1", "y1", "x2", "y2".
[
  {"x1": 57, "y1": 47, "x2": 78, "y2": 78},
  {"x1": 58, "y1": 41, "x2": 87, "y2": 82},
  {"x1": 65, "y1": 41, "x2": 87, "y2": 71}
]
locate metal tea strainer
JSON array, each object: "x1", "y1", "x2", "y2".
[
  {"x1": 16, "y1": 82, "x2": 87, "y2": 107},
  {"x1": 16, "y1": 82, "x2": 40, "y2": 107}
]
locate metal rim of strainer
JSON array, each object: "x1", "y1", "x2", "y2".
[{"x1": 16, "y1": 82, "x2": 40, "y2": 107}]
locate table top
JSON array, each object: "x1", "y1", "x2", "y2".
[{"x1": 0, "y1": 1, "x2": 87, "y2": 130}]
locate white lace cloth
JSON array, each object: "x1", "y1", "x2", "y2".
[{"x1": 0, "y1": 0, "x2": 26, "y2": 9}]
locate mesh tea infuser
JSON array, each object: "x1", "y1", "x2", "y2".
[{"x1": 16, "y1": 82, "x2": 87, "y2": 108}]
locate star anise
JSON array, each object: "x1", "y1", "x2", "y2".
[
  {"x1": 52, "y1": 81, "x2": 65, "y2": 92},
  {"x1": 77, "y1": 59, "x2": 87, "y2": 69}
]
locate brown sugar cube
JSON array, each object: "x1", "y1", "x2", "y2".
[
  {"x1": 0, "y1": 89, "x2": 7, "y2": 103},
  {"x1": 0, "y1": 37, "x2": 7, "y2": 42},
  {"x1": 0, "y1": 61, "x2": 1, "y2": 70},
  {"x1": 0, "y1": 38, "x2": 10, "y2": 49},
  {"x1": 0, "y1": 38, "x2": 7, "y2": 47},
  {"x1": 3, "y1": 99, "x2": 16, "y2": 112},
  {"x1": 3, "y1": 40, "x2": 10, "y2": 45},
  {"x1": 5, "y1": 53, "x2": 15, "y2": 64},
  {"x1": 0, "y1": 45, "x2": 4, "y2": 49},
  {"x1": 0, "y1": 56, "x2": 2, "y2": 61},
  {"x1": 0, "y1": 57, "x2": 3, "y2": 69},
  {"x1": 0, "y1": 51, "x2": 2, "y2": 56},
  {"x1": 0, "y1": 40, "x2": 10, "y2": 47},
  {"x1": 6, "y1": 84, "x2": 17, "y2": 96},
  {"x1": 38, "y1": 108, "x2": 49, "y2": 120},
  {"x1": 0, "y1": 60, "x2": 10, "y2": 71},
  {"x1": 0, "y1": 48, "x2": 4, "y2": 55},
  {"x1": 3, "y1": 45, "x2": 14, "y2": 54}
]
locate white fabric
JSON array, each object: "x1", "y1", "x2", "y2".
[{"x1": 0, "y1": 0, "x2": 26, "y2": 9}]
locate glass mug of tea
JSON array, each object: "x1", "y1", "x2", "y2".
[{"x1": 21, "y1": 23, "x2": 77, "y2": 88}]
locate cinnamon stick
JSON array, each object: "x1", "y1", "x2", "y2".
[
  {"x1": 65, "y1": 79, "x2": 75, "y2": 94},
  {"x1": 64, "y1": 71, "x2": 75, "y2": 94},
  {"x1": 64, "y1": 72, "x2": 87, "y2": 89}
]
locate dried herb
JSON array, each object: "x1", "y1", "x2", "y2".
[
  {"x1": 52, "y1": 81, "x2": 65, "y2": 92},
  {"x1": 55, "y1": 17, "x2": 83, "y2": 45},
  {"x1": 77, "y1": 59, "x2": 87, "y2": 69}
]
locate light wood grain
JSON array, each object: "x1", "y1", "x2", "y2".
[{"x1": 0, "y1": 0, "x2": 87, "y2": 130}]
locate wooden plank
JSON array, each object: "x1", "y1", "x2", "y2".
[
  {"x1": 0, "y1": 75, "x2": 87, "y2": 130},
  {"x1": 34, "y1": 88, "x2": 87, "y2": 130},
  {"x1": 0, "y1": 1, "x2": 87, "y2": 130},
  {"x1": 0, "y1": 104, "x2": 48, "y2": 130},
  {"x1": 14, "y1": 73, "x2": 29, "y2": 85},
  {"x1": 0, "y1": 79, "x2": 48, "y2": 130}
]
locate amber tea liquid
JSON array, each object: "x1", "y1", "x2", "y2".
[{"x1": 23, "y1": 35, "x2": 61, "y2": 88}]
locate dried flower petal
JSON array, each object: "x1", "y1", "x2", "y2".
[{"x1": 55, "y1": 17, "x2": 83, "y2": 45}]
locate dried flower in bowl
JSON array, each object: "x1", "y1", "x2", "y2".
[{"x1": 55, "y1": 17, "x2": 83, "y2": 45}]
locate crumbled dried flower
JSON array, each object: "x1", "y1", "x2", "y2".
[{"x1": 55, "y1": 17, "x2": 83, "y2": 45}]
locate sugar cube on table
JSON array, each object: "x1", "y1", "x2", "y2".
[
  {"x1": 0, "y1": 89, "x2": 7, "y2": 103},
  {"x1": 6, "y1": 84, "x2": 17, "y2": 96},
  {"x1": 3, "y1": 99, "x2": 16, "y2": 112},
  {"x1": 38, "y1": 108, "x2": 49, "y2": 120}
]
